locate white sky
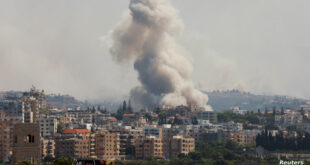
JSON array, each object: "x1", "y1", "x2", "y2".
[{"x1": 0, "y1": 0, "x2": 309, "y2": 101}]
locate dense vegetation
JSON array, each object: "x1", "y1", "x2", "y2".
[
  {"x1": 207, "y1": 90, "x2": 307, "y2": 111},
  {"x1": 115, "y1": 141, "x2": 280, "y2": 165},
  {"x1": 256, "y1": 129, "x2": 310, "y2": 151},
  {"x1": 217, "y1": 112, "x2": 261, "y2": 124}
]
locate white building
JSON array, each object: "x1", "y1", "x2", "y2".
[
  {"x1": 195, "y1": 111, "x2": 217, "y2": 123},
  {"x1": 232, "y1": 107, "x2": 248, "y2": 115},
  {"x1": 38, "y1": 117, "x2": 58, "y2": 137},
  {"x1": 275, "y1": 112, "x2": 303, "y2": 126},
  {"x1": 222, "y1": 121, "x2": 243, "y2": 132}
]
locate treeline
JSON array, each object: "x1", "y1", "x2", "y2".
[
  {"x1": 256, "y1": 129, "x2": 310, "y2": 151},
  {"x1": 217, "y1": 112, "x2": 261, "y2": 124},
  {"x1": 113, "y1": 100, "x2": 133, "y2": 120},
  {"x1": 115, "y1": 141, "x2": 279, "y2": 165}
]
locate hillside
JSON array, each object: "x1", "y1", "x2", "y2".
[{"x1": 206, "y1": 90, "x2": 308, "y2": 112}]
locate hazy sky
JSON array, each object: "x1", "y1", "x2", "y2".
[{"x1": 0, "y1": 0, "x2": 309, "y2": 101}]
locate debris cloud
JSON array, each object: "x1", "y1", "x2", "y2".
[{"x1": 110, "y1": 0, "x2": 211, "y2": 110}]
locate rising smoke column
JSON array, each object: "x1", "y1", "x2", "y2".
[{"x1": 109, "y1": 0, "x2": 211, "y2": 110}]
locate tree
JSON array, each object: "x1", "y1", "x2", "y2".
[
  {"x1": 16, "y1": 161, "x2": 33, "y2": 165},
  {"x1": 192, "y1": 117, "x2": 198, "y2": 125},
  {"x1": 53, "y1": 157, "x2": 76, "y2": 165},
  {"x1": 281, "y1": 107, "x2": 285, "y2": 115},
  {"x1": 122, "y1": 100, "x2": 127, "y2": 112},
  {"x1": 127, "y1": 100, "x2": 133, "y2": 113},
  {"x1": 57, "y1": 123, "x2": 64, "y2": 133},
  {"x1": 158, "y1": 110, "x2": 167, "y2": 125},
  {"x1": 265, "y1": 108, "x2": 268, "y2": 116},
  {"x1": 272, "y1": 106, "x2": 276, "y2": 116},
  {"x1": 188, "y1": 151, "x2": 202, "y2": 160}
]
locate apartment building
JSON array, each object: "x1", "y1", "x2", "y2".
[
  {"x1": 37, "y1": 117, "x2": 58, "y2": 137},
  {"x1": 119, "y1": 128, "x2": 144, "y2": 160},
  {"x1": 135, "y1": 136, "x2": 163, "y2": 159},
  {"x1": 41, "y1": 138, "x2": 55, "y2": 159},
  {"x1": 55, "y1": 137, "x2": 90, "y2": 159},
  {"x1": 54, "y1": 129, "x2": 91, "y2": 159},
  {"x1": 169, "y1": 136, "x2": 195, "y2": 158},
  {"x1": 230, "y1": 130, "x2": 260, "y2": 145},
  {"x1": 0, "y1": 112, "x2": 23, "y2": 161},
  {"x1": 95, "y1": 130, "x2": 120, "y2": 160},
  {"x1": 195, "y1": 110, "x2": 217, "y2": 123}
]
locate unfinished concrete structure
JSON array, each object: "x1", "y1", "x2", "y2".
[{"x1": 12, "y1": 123, "x2": 41, "y2": 165}]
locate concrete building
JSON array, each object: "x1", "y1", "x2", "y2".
[
  {"x1": 232, "y1": 107, "x2": 248, "y2": 115},
  {"x1": 95, "y1": 130, "x2": 120, "y2": 160},
  {"x1": 118, "y1": 128, "x2": 144, "y2": 160},
  {"x1": 22, "y1": 98, "x2": 39, "y2": 123},
  {"x1": 12, "y1": 123, "x2": 41, "y2": 165},
  {"x1": 144, "y1": 126, "x2": 162, "y2": 138},
  {"x1": 122, "y1": 114, "x2": 137, "y2": 126},
  {"x1": 169, "y1": 136, "x2": 195, "y2": 158},
  {"x1": 55, "y1": 137, "x2": 90, "y2": 159},
  {"x1": 0, "y1": 100, "x2": 24, "y2": 118},
  {"x1": 59, "y1": 113, "x2": 76, "y2": 124},
  {"x1": 0, "y1": 112, "x2": 23, "y2": 161},
  {"x1": 135, "y1": 136, "x2": 163, "y2": 159},
  {"x1": 22, "y1": 87, "x2": 46, "y2": 111},
  {"x1": 222, "y1": 121, "x2": 243, "y2": 132},
  {"x1": 41, "y1": 138, "x2": 55, "y2": 159},
  {"x1": 37, "y1": 117, "x2": 57, "y2": 137},
  {"x1": 275, "y1": 113, "x2": 303, "y2": 126},
  {"x1": 54, "y1": 129, "x2": 91, "y2": 159},
  {"x1": 230, "y1": 130, "x2": 260, "y2": 145},
  {"x1": 195, "y1": 111, "x2": 217, "y2": 123}
]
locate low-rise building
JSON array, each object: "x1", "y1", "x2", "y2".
[{"x1": 195, "y1": 111, "x2": 217, "y2": 123}]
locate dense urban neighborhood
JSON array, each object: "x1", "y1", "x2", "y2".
[{"x1": 0, "y1": 87, "x2": 310, "y2": 165}]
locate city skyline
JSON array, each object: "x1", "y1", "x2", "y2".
[{"x1": 1, "y1": 0, "x2": 310, "y2": 102}]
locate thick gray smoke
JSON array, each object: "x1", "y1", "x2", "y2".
[{"x1": 110, "y1": 0, "x2": 212, "y2": 110}]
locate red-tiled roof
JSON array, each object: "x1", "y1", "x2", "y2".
[
  {"x1": 123, "y1": 113, "x2": 136, "y2": 117},
  {"x1": 109, "y1": 117, "x2": 117, "y2": 121},
  {"x1": 63, "y1": 129, "x2": 90, "y2": 134}
]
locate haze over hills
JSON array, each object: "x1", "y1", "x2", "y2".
[
  {"x1": 205, "y1": 90, "x2": 309, "y2": 112},
  {"x1": 2, "y1": 89, "x2": 308, "y2": 112}
]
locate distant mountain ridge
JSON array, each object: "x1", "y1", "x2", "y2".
[
  {"x1": 205, "y1": 89, "x2": 309, "y2": 112},
  {"x1": 0, "y1": 91, "x2": 88, "y2": 109},
  {"x1": 1, "y1": 89, "x2": 309, "y2": 111}
]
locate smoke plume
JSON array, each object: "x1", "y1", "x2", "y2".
[{"x1": 109, "y1": 0, "x2": 211, "y2": 110}]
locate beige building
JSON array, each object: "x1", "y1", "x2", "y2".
[
  {"x1": 12, "y1": 123, "x2": 41, "y2": 165},
  {"x1": 169, "y1": 136, "x2": 195, "y2": 158},
  {"x1": 230, "y1": 130, "x2": 259, "y2": 145},
  {"x1": 55, "y1": 137, "x2": 90, "y2": 159},
  {"x1": 95, "y1": 130, "x2": 120, "y2": 160},
  {"x1": 59, "y1": 113, "x2": 76, "y2": 124},
  {"x1": 119, "y1": 129, "x2": 144, "y2": 160},
  {"x1": 55, "y1": 129, "x2": 91, "y2": 159},
  {"x1": 135, "y1": 136, "x2": 163, "y2": 159},
  {"x1": 41, "y1": 138, "x2": 55, "y2": 159},
  {"x1": 0, "y1": 112, "x2": 23, "y2": 161}
]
